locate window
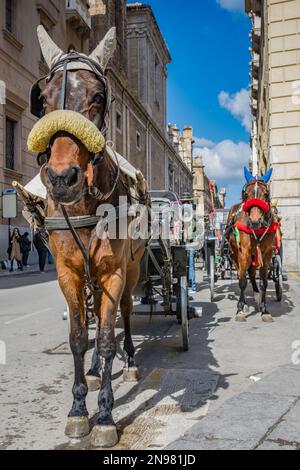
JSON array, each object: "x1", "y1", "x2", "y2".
[
  {"x1": 136, "y1": 131, "x2": 141, "y2": 150},
  {"x1": 5, "y1": 0, "x2": 13, "y2": 33},
  {"x1": 116, "y1": 112, "x2": 122, "y2": 132},
  {"x1": 5, "y1": 118, "x2": 15, "y2": 170}
]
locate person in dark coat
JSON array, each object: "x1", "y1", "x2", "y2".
[
  {"x1": 7, "y1": 228, "x2": 23, "y2": 271},
  {"x1": 33, "y1": 230, "x2": 48, "y2": 273},
  {"x1": 21, "y1": 232, "x2": 31, "y2": 267}
]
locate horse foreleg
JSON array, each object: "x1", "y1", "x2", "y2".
[
  {"x1": 90, "y1": 269, "x2": 125, "y2": 448},
  {"x1": 59, "y1": 272, "x2": 89, "y2": 439},
  {"x1": 260, "y1": 265, "x2": 274, "y2": 322},
  {"x1": 86, "y1": 290, "x2": 102, "y2": 392},
  {"x1": 236, "y1": 265, "x2": 248, "y2": 322}
]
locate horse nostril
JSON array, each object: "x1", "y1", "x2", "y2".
[
  {"x1": 66, "y1": 167, "x2": 80, "y2": 187},
  {"x1": 46, "y1": 166, "x2": 58, "y2": 185},
  {"x1": 45, "y1": 166, "x2": 80, "y2": 187}
]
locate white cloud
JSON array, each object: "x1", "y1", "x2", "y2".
[
  {"x1": 193, "y1": 137, "x2": 215, "y2": 148},
  {"x1": 216, "y1": 0, "x2": 245, "y2": 12},
  {"x1": 218, "y1": 88, "x2": 252, "y2": 132},
  {"x1": 194, "y1": 138, "x2": 251, "y2": 181}
]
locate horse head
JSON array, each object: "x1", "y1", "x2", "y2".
[
  {"x1": 242, "y1": 167, "x2": 273, "y2": 228},
  {"x1": 32, "y1": 26, "x2": 116, "y2": 205}
]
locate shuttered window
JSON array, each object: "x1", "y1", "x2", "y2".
[
  {"x1": 5, "y1": 0, "x2": 13, "y2": 33},
  {"x1": 5, "y1": 118, "x2": 15, "y2": 170}
]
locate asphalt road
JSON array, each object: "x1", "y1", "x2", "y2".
[{"x1": 0, "y1": 269, "x2": 300, "y2": 450}]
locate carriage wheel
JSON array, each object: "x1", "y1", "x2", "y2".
[
  {"x1": 176, "y1": 276, "x2": 189, "y2": 351},
  {"x1": 274, "y1": 255, "x2": 283, "y2": 302},
  {"x1": 209, "y1": 254, "x2": 215, "y2": 302}
]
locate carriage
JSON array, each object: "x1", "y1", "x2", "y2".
[
  {"x1": 204, "y1": 208, "x2": 231, "y2": 301},
  {"x1": 132, "y1": 191, "x2": 194, "y2": 351},
  {"x1": 60, "y1": 190, "x2": 192, "y2": 350}
]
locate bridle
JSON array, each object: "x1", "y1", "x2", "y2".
[{"x1": 30, "y1": 50, "x2": 111, "y2": 134}]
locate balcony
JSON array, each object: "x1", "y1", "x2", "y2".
[
  {"x1": 251, "y1": 79, "x2": 258, "y2": 100},
  {"x1": 245, "y1": 0, "x2": 262, "y2": 17},
  {"x1": 66, "y1": 0, "x2": 91, "y2": 37}
]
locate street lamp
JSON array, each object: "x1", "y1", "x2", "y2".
[{"x1": 2, "y1": 189, "x2": 17, "y2": 243}]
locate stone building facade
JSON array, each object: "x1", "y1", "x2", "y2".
[
  {"x1": 193, "y1": 156, "x2": 226, "y2": 227},
  {"x1": 0, "y1": 0, "x2": 193, "y2": 260},
  {"x1": 0, "y1": 0, "x2": 91, "y2": 258},
  {"x1": 246, "y1": 0, "x2": 300, "y2": 271},
  {"x1": 89, "y1": 1, "x2": 193, "y2": 195}
]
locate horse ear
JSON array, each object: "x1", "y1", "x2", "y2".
[
  {"x1": 37, "y1": 25, "x2": 64, "y2": 69},
  {"x1": 89, "y1": 27, "x2": 117, "y2": 72},
  {"x1": 261, "y1": 168, "x2": 273, "y2": 184},
  {"x1": 244, "y1": 166, "x2": 254, "y2": 183}
]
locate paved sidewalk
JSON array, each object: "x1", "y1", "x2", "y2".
[
  {"x1": 167, "y1": 364, "x2": 300, "y2": 450},
  {"x1": 0, "y1": 264, "x2": 56, "y2": 277}
]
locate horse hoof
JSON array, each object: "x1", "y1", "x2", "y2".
[
  {"x1": 262, "y1": 314, "x2": 274, "y2": 323},
  {"x1": 123, "y1": 366, "x2": 139, "y2": 382},
  {"x1": 90, "y1": 425, "x2": 118, "y2": 448},
  {"x1": 65, "y1": 416, "x2": 90, "y2": 439},
  {"x1": 236, "y1": 312, "x2": 247, "y2": 322},
  {"x1": 86, "y1": 375, "x2": 101, "y2": 392}
]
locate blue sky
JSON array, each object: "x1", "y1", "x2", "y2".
[{"x1": 138, "y1": 0, "x2": 252, "y2": 206}]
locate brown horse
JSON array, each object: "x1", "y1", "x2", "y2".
[
  {"x1": 227, "y1": 168, "x2": 278, "y2": 323},
  {"x1": 34, "y1": 26, "x2": 147, "y2": 447}
]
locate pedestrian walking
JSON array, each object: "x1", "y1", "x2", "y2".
[
  {"x1": 7, "y1": 228, "x2": 23, "y2": 272},
  {"x1": 33, "y1": 230, "x2": 48, "y2": 273},
  {"x1": 21, "y1": 232, "x2": 31, "y2": 267}
]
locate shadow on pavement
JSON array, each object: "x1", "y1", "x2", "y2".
[{"x1": 213, "y1": 279, "x2": 294, "y2": 319}]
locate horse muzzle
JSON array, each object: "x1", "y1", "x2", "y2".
[{"x1": 43, "y1": 165, "x2": 83, "y2": 204}]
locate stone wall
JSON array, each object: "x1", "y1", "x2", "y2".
[
  {"x1": 0, "y1": 0, "x2": 90, "y2": 259},
  {"x1": 247, "y1": 0, "x2": 300, "y2": 271}
]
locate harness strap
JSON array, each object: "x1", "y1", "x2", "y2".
[
  {"x1": 45, "y1": 215, "x2": 100, "y2": 231},
  {"x1": 59, "y1": 61, "x2": 68, "y2": 110},
  {"x1": 234, "y1": 221, "x2": 279, "y2": 235},
  {"x1": 60, "y1": 205, "x2": 98, "y2": 320}
]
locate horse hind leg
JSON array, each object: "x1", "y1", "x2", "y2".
[
  {"x1": 120, "y1": 276, "x2": 139, "y2": 382},
  {"x1": 236, "y1": 273, "x2": 248, "y2": 322},
  {"x1": 260, "y1": 265, "x2": 274, "y2": 323},
  {"x1": 86, "y1": 333, "x2": 102, "y2": 392},
  {"x1": 248, "y1": 265, "x2": 261, "y2": 312}
]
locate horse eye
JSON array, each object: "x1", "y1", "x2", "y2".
[
  {"x1": 93, "y1": 93, "x2": 104, "y2": 104},
  {"x1": 40, "y1": 95, "x2": 48, "y2": 105}
]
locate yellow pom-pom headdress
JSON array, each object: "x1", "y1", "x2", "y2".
[{"x1": 27, "y1": 110, "x2": 105, "y2": 154}]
